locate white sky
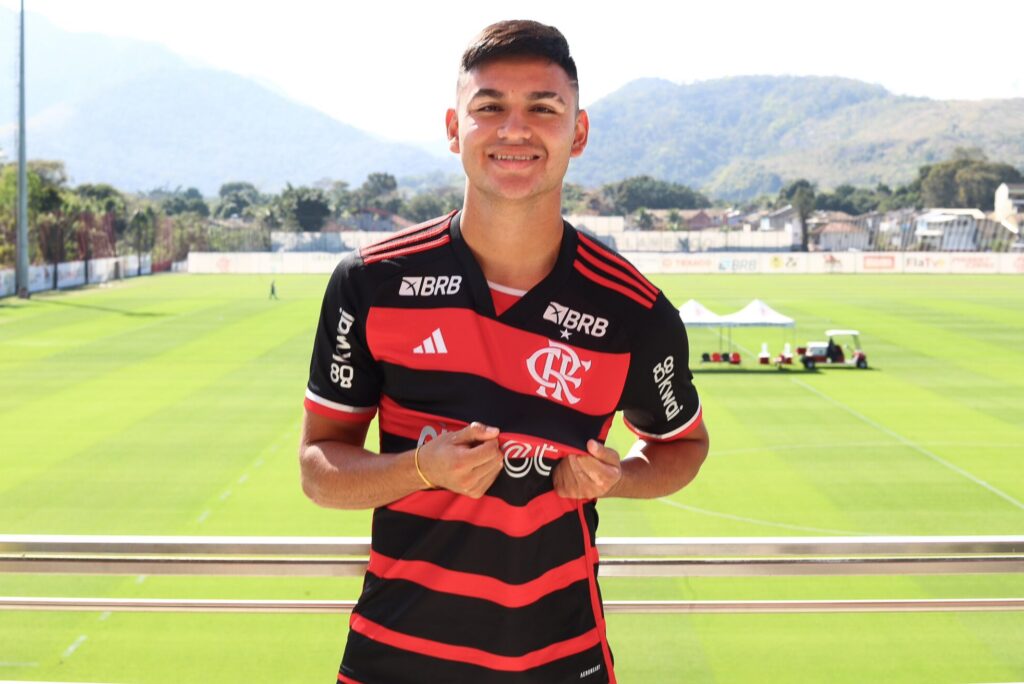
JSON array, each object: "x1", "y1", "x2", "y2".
[{"x1": 4, "y1": 0, "x2": 1023, "y2": 149}]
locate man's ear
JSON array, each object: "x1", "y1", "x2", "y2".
[
  {"x1": 445, "y1": 109, "x2": 460, "y2": 154},
  {"x1": 570, "y1": 110, "x2": 589, "y2": 158}
]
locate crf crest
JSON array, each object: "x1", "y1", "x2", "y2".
[{"x1": 527, "y1": 341, "x2": 591, "y2": 405}]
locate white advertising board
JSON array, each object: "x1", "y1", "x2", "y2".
[
  {"x1": 28, "y1": 265, "x2": 54, "y2": 292},
  {"x1": 0, "y1": 269, "x2": 14, "y2": 297},
  {"x1": 57, "y1": 261, "x2": 87, "y2": 288}
]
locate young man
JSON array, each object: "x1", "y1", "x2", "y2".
[{"x1": 300, "y1": 20, "x2": 709, "y2": 683}]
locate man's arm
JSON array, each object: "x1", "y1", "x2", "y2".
[
  {"x1": 299, "y1": 410, "x2": 506, "y2": 510},
  {"x1": 552, "y1": 421, "x2": 709, "y2": 500}
]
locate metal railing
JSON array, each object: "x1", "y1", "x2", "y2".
[{"x1": 2, "y1": 534, "x2": 1022, "y2": 614}]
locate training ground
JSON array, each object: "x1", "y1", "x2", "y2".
[{"x1": 1, "y1": 273, "x2": 1022, "y2": 682}]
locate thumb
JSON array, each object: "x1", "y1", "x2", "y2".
[{"x1": 587, "y1": 439, "x2": 620, "y2": 465}]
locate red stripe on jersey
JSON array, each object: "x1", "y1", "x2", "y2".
[
  {"x1": 349, "y1": 614, "x2": 601, "y2": 671},
  {"x1": 304, "y1": 396, "x2": 376, "y2": 424},
  {"x1": 577, "y1": 232, "x2": 659, "y2": 299},
  {"x1": 598, "y1": 414, "x2": 614, "y2": 440},
  {"x1": 361, "y1": 215, "x2": 452, "y2": 257},
  {"x1": 362, "y1": 234, "x2": 452, "y2": 265},
  {"x1": 366, "y1": 308, "x2": 630, "y2": 416},
  {"x1": 368, "y1": 551, "x2": 588, "y2": 607},
  {"x1": 337, "y1": 676, "x2": 364, "y2": 684},
  {"x1": 573, "y1": 260, "x2": 654, "y2": 310},
  {"x1": 378, "y1": 395, "x2": 585, "y2": 459},
  {"x1": 387, "y1": 489, "x2": 577, "y2": 538},
  {"x1": 576, "y1": 503, "x2": 617, "y2": 683},
  {"x1": 576, "y1": 245, "x2": 656, "y2": 306},
  {"x1": 624, "y1": 405, "x2": 703, "y2": 442}
]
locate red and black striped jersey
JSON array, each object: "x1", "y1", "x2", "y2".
[{"x1": 306, "y1": 211, "x2": 703, "y2": 684}]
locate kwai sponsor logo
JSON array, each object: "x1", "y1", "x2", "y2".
[
  {"x1": 527, "y1": 340, "x2": 591, "y2": 406},
  {"x1": 399, "y1": 275, "x2": 462, "y2": 296},
  {"x1": 543, "y1": 301, "x2": 609, "y2": 338},
  {"x1": 653, "y1": 354, "x2": 681, "y2": 421},
  {"x1": 331, "y1": 307, "x2": 356, "y2": 389}
]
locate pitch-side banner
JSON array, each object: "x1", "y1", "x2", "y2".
[{"x1": 0, "y1": 269, "x2": 14, "y2": 296}]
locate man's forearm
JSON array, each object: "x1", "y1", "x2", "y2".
[
  {"x1": 607, "y1": 432, "x2": 709, "y2": 499},
  {"x1": 300, "y1": 441, "x2": 424, "y2": 510}
]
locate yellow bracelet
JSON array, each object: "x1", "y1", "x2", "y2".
[{"x1": 414, "y1": 445, "x2": 436, "y2": 489}]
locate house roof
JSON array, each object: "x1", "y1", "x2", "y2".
[{"x1": 820, "y1": 221, "x2": 866, "y2": 234}]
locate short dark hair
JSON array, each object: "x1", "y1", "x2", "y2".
[{"x1": 460, "y1": 20, "x2": 578, "y2": 93}]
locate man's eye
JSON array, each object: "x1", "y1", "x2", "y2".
[{"x1": 477, "y1": 104, "x2": 501, "y2": 112}]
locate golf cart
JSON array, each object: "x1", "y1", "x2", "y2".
[{"x1": 798, "y1": 329, "x2": 868, "y2": 370}]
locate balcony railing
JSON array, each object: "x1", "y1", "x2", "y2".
[{"x1": 2, "y1": 534, "x2": 1022, "y2": 614}]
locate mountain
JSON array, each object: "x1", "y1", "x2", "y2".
[
  {"x1": 571, "y1": 75, "x2": 1024, "y2": 198},
  {"x1": 0, "y1": 8, "x2": 455, "y2": 194}
]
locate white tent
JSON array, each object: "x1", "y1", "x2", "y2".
[
  {"x1": 678, "y1": 299, "x2": 724, "y2": 327},
  {"x1": 719, "y1": 299, "x2": 795, "y2": 327}
]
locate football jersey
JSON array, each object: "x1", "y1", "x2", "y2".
[{"x1": 305, "y1": 211, "x2": 703, "y2": 684}]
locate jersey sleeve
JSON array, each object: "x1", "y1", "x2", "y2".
[
  {"x1": 618, "y1": 293, "x2": 703, "y2": 442},
  {"x1": 305, "y1": 255, "x2": 382, "y2": 424}
]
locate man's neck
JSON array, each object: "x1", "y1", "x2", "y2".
[{"x1": 459, "y1": 190, "x2": 564, "y2": 291}]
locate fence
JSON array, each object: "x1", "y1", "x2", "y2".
[{"x1": 2, "y1": 535, "x2": 1021, "y2": 614}]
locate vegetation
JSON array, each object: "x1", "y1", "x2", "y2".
[{"x1": 2, "y1": 148, "x2": 1021, "y2": 269}]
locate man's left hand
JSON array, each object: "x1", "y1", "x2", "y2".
[{"x1": 553, "y1": 439, "x2": 622, "y2": 499}]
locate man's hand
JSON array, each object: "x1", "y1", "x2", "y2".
[
  {"x1": 552, "y1": 439, "x2": 622, "y2": 500},
  {"x1": 418, "y1": 422, "x2": 504, "y2": 498}
]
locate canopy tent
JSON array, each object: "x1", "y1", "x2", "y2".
[
  {"x1": 718, "y1": 299, "x2": 795, "y2": 327},
  {"x1": 682, "y1": 299, "x2": 797, "y2": 361},
  {"x1": 677, "y1": 299, "x2": 724, "y2": 327}
]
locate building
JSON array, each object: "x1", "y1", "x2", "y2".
[{"x1": 914, "y1": 209, "x2": 985, "y2": 251}]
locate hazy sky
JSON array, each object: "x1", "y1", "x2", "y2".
[{"x1": 3, "y1": 0, "x2": 1022, "y2": 148}]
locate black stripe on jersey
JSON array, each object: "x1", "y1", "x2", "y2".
[
  {"x1": 379, "y1": 364, "x2": 614, "y2": 451},
  {"x1": 356, "y1": 576, "x2": 596, "y2": 656},
  {"x1": 341, "y1": 631, "x2": 610, "y2": 684},
  {"x1": 359, "y1": 212, "x2": 454, "y2": 257},
  {"x1": 576, "y1": 234, "x2": 659, "y2": 302},
  {"x1": 370, "y1": 509, "x2": 586, "y2": 584}
]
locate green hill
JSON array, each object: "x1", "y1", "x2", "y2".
[{"x1": 572, "y1": 76, "x2": 1024, "y2": 199}]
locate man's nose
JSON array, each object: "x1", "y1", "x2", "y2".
[{"x1": 497, "y1": 110, "x2": 532, "y2": 141}]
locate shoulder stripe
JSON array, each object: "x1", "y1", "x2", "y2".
[
  {"x1": 577, "y1": 232, "x2": 659, "y2": 298},
  {"x1": 368, "y1": 552, "x2": 587, "y2": 608},
  {"x1": 304, "y1": 389, "x2": 377, "y2": 423},
  {"x1": 362, "y1": 234, "x2": 451, "y2": 265},
  {"x1": 573, "y1": 259, "x2": 654, "y2": 309},
  {"x1": 624, "y1": 403, "x2": 703, "y2": 442},
  {"x1": 361, "y1": 212, "x2": 454, "y2": 257},
  {"x1": 576, "y1": 244, "x2": 657, "y2": 306},
  {"x1": 349, "y1": 614, "x2": 601, "y2": 672}
]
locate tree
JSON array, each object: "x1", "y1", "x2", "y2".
[
  {"x1": 161, "y1": 187, "x2": 210, "y2": 217},
  {"x1": 126, "y1": 203, "x2": 158, "y2": 274},
  {"x1": 601, "y1": 176, "x2": 710, "y2": 214},
  {"x1": 215, "y1": 182, "x2": 262, "y2": 220},
  {"x1": 778, "y1": 179, "x2": 815, "y2": 252},
  {"x1": 275, "y1": 184, "x2": 331, "y2": 231}
]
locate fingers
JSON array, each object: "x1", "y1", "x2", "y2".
[
  {"x1": 453, "y1": 421, "x2": 500, "y2": 445},
  {"x1": 553, "y1": 442, "x2": 622, "y2": 500}
]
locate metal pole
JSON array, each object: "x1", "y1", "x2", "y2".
[{"x1": 15, "y1": 0, "x2": 30, "y2": 298}]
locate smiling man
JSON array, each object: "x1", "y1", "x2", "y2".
[{"x1": 300, "y1": 20, "x2": 709, "y2": 684}]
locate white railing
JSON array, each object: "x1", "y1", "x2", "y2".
[{"x1": 2, "y1": 535, "x2": 1022, "y2": 614}]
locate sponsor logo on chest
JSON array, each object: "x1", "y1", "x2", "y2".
[
  {"x1": 418, "y1": 425, "x2": 558, "y2": 478},
  {"x1": 544, "y1": 301, "x2": 609, "y2": 338},
  {"x1": 399, "y1": 275, "x2": 462, "y2": 297}
]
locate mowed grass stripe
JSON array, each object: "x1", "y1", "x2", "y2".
[{"x1": 0, "y1": 297, "x2": 317, "y2": 506}]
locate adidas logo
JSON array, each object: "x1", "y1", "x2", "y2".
[{"x1": 413, "y1": 328, "x2": 448, "y2": 355}]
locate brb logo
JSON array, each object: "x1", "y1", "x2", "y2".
[
  {"x1": 543, "y1": 301, "x2": 608, "y2": 338},
  {"x1": 527, "y1": 341, "x2": 591, "y2": 406},
  {"x1": 399, "y1": 275, "x2": 462, "y2": 297}
]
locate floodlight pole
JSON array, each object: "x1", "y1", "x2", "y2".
[{"x1": 15, "y1": 0, "x2": 30, "y2": 298}]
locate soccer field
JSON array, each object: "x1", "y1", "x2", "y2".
[{"x1": 1, "y1": 273, "x2": 1022, "y2": 683}]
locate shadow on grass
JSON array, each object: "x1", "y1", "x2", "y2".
[
  {"x1": 33, "y1": 297, "x2": 167, "y2": 318},
  {"x1": 694, "y1": 365, "x2": 879, "y2": 375}
]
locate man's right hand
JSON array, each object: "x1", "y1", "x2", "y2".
[{"x1": 417, "y1": 422, "x2": 503, "y2": 498}]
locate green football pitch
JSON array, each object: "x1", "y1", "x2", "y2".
[{"x1": 1, "y1": 273, "x2": 1022, "y2": 683}]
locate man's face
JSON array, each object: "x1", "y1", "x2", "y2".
[{"x1": 446, "y1": 57, "x2": 589, "y2": 204}]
